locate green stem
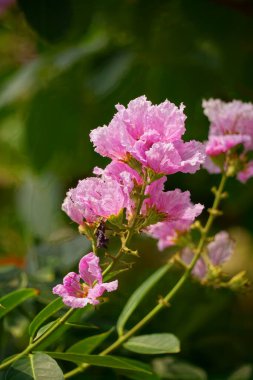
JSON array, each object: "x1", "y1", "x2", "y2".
[
  {"x1": 64, "y1": 173, "x2": 228, "y2": 379},
  {"x1": 102, "y1": 171, "x2": 148, "y2": 277},
  {"x1": 0, "y1": 171, "x2": 149, "y2": 373},
  {"x1": 0, "y1": 308, "x2": 75, "y2": 371}
]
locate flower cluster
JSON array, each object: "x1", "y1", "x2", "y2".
[
  {"x1": 62, "y1": 96, "x2": 205, "y2": 250},
  {"x1": 203, "y1": 99, "x2": 253, "y2": 182},
  {"x1": 56, "y1": 96, "x2": 250, "y2": 307},
  {"x1": 90, "y1": 96, "x2": 205, "y2": 175}
]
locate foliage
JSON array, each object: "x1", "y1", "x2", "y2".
[{"x1": 1, "y1": 1, "x2": 253, "y2": 379}]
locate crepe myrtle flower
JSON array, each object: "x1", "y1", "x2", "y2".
[
  {"x1": 143, "y1": 188, "x2": 204, "y2": 250},
  {"x1": 90, "y1": 96, "x2": 205, "y2": 175},
  {"x1": 207, "y1": 231, "x2": 235, "y2": 266},
  {"x1": 203, "y1": 99, "x2": 253, "y2": 182},
  {"x1": 53, "y1": 253, "x2": 118, "y2": 308},
  {"x1": 181, "y1": 231, "x2": 235, "y2": 280},
  {"x1": 62, "y1": 177, "x2": 129, "y2": 225}
]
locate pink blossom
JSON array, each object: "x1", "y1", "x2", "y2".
[
  {"x1": 203, "y1": 99, "x2": 253, "y2": 146},
  {"x1": 62, "y1": 177, "x2": 128, "y2": 224},
  {"x1": 144, "y1": 189, "x2": 204, "y2": 250},
  {"x1": 207, "y1": 231, "x2": 234, "y2": 266},
  {"x1": 206, "y1": 135, "x2": 251, "y2": 156},
  {"x1": 203, "y1": 99, "x2": 253, "y2": 182},
  {"x1": 90, "y1": 96, "x2": 205, "y2": 175},
  {"x1": 237, "y1": 160, "x2": 253, "y2": 183},
  {"x1": 52, "y1": 252, "x2": 118, "y2": 308}
]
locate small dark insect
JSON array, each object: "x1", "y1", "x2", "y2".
[{"x1": 96, "y1": 222, "x2": 109, "y2": 249}]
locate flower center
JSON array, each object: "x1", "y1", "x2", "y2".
[{"x1": 81, "y1": 284, "x2": 89, "y2": 298}]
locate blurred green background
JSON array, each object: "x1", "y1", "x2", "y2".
[{"x1": 1, "y1": 0, "x2": 253, "y2": 379}]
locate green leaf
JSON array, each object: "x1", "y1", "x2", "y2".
[
  {"x1": 34, "y1": 321, "x2": 56, "y2": 340},
  {"x1": 34, "y1": 308, "x2": 93, "y2": 351},
  {"x1": 140, "y1": 207, "x2": 167, "y2": 229},
  {"x1": 124, "y1": 334, "x2": 180, "y2": 355},
  {"x1": 0, "y1": 35, "x2": 107, "y2": 109},
  {"x1": 64, "y1": 322, "x2": 98, "y2": 329},
  {"x1": 67, "y1": 329, "x2": 113, "y2": 354},
  {"x1": 0, "y1": 288, "x2": 38, "y2": 319},
  {"x1": 228, "y1": 365, "x2": 253, "y2": 380},
  {"x1": 103, "y1": 268, "x2": 129, "y2": 282},
  {"x1": 152, "y1": 357, "x2": 207, "y2": 380},
  {"x1": 5, "y1": 352, "x2": 64, "y2": 380},
  {"x1": 29, "y1": 297, "x2": 64, "y2": 339},
  {"x1": 117, "y1": 265, "x2": 171, "y2": 335},
  {"x1": 46, "y1": 352, "x2": 152, "y2": 374},
  {"x1": 33, "y1": 320, "x2": 97, "y2": 341},
  {"x1": 107, "y1": 208, "x2": 127, "y2": 230},
  {"x1": 119, "y1": 368, "x2": 160, "y2": 380}
]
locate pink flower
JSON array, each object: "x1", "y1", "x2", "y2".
[
  {"x1": 203, "y1": 99, "x2": 253, "y2": 182},
  {"x1": 207, "y1": 231, "x2": 234, "y2": 266},
  {"x1": 62, "y1": 177, "x2": 128, "y2": 224},
  {"x1": 90, "y1": 96, "x2": 205, "y2": 175},
  {"x1": 52, "y1": 252, "x2": 118, "y2": 308},
  {"x1": 203, "y1": 99, "x2": 253, "y2": 146},
  {"x1": 93, "y1": 161, "x2": 143, "y2": 216},
  {"x1": 181, "y1": 231, "x2": 234, "y2": 281},
  {"x1": 143, "y1": 189, "x2": 204, "y2": 250}
]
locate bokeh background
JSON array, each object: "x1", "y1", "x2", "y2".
[{"x1": 1, "y1": 1, "x2": 253, "y2": 379}]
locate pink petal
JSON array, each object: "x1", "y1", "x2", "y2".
[
  {"x1": 102, "y1": 280, "x2": 118, "y2": 292},
  {"x1": 53, "y1": 272, "x2": 82, "y2": 298},
  {"x1": 62, "y1": 189, "x2": 84, "y2": 225},
  {"x1": 237, "y1": 161, "x2": 253, "y2": 183},
  {"x1": 206, "y1": 135, "x2": 250, "y2": 156},
  {"x1": 88, "y1": 280, "x2": 118, "y2": 301},
  {"x1": 61, "y1": 295, "x2": 90, "y2": 308},
  {"x1": 203, "y1": 156, "x2": 221, "y2": 174},
  {"x1": 146, "y1": 142, "x2": 181, "y2": 174},
  {"x1": 175, "y1": 140, "x2": 206, "y2": 173},
  {"x1": 79, "y1": 253, "x2": 102, "y2": 286},
  {"x1": 207, "y1": 231, "x2": 235, "y2": 266}
]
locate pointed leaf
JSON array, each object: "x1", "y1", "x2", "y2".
[
  {"x1": 64, "y1": 322, "x2": 98, "y2": 329},
  {"x1": 124, "y1": 334, "x2": 180, "y2": 355},
  {"x1": 29, "y1": 297, "x2": 64, "y2": 339},
  {"x1": 153, "y1": 357, "x2": 207, "y2": 380},
  {"x1": 34, "y1": 308, "x2": 93, "y2": 351},
  {"x1": 228, "y1": 365, "x2": 253, "y2": 380},
  {"x1": 5, "y1": 352, "x2": 64, "y2": 380},
  {"x1": 0, "y1": 288, "x2": 38, "y2": 319},
  {"x1": 67, "y1": 329, "x2": 113, "y2": 354},
  {"x1": 104, "y1": 268, "x2": 129, "y2": 282},
  {"x1": 117, "y1": 265, "x2": 171, "y2": 335},
  {"x1": 46, "y1": 352, "x2": 152, "y2": 374},
  {"x1": 119, "y1": 368, "x2": 160, "y2": 380},
  {"x1": 34, "y1": 321, "x2": 56, "y2": 340}
]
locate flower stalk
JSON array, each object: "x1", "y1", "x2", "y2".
[{"x1": 63, "y1": 172, "x2": 228, "y2": 379}]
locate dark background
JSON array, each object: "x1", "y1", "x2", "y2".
[{"x1": 0, "y1": 1, "x2": 253, "y2": 379}]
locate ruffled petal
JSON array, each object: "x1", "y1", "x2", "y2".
[{"x1": 79, "y1": 253, "x2": 102, "y2": 286}]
